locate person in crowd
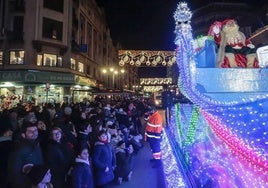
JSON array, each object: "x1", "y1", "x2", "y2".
[
  {"x1": 76, "y1": 121, "x2": 93, "y2": 152},
  {"x1": 144, "y1": 105, "x2": 163, "y2": 168},
  {"x1": 8, "y1": 121, "x2": 44, "y2": 188},
  {"x1": 24, "y1": 164, "x2": 53, "y2": 188},
  {"x1": 36, "y1": 119, "x2": 49, "y2": 149},
  {"x1": 71, "y1": 147, "x2": 94, "y2": 188},
  {"x1": 58, "y1": 106, "x2": 78, "y2": 148},
  {"x1": 0, "y1": 123, "x2": 13, "y2": 188},
  {"x1": 116, "y1": 108, "x2": 130, "y2": 130},
  {"x1": 107, "y1": 124, "x2": 122, "y2": 149},
  {"x1": 128, "y1": 131, "x2": 143, "y2": 154},
  {"x1": 44, "y1": 127, "x2": 74, "y2": 188},
  {"x1": 127, "y1": 103, "x2": 142, "y2": 134},
  {"x1": 92, "y1": 130, "x2": 116, "y2": 188},
  {"x1": 114, "y1": 140, "x2": 134, "y2": 184}
]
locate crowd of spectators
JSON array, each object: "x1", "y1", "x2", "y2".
[{"x1": 0, "y1": 96, "x2": 150, "y2": 188}]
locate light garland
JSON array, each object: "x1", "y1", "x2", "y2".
[{"x1": 118, "y1": 50, "x2": 176, "y2": 67}]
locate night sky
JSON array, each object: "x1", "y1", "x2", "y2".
[{"x1": 96, "y1": 0, "x2": 266, "y2": 77}]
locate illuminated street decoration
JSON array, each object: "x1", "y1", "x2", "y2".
[
  {"x1": 140, "y1": 77, "x2": 172, "y2": 85},
  {"x1": 118, "y1": 50, "x2": 176, "y2": 67},
  {"x1": 143, "y1": 86, "x2": 163, "y2": 92}
]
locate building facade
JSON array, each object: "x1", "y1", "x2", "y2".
[{"x1": 0, "y1": 0, "x2": 123, "y2": 105}]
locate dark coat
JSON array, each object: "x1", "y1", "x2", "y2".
[
  {"x1": 114, "y1": 148, "x2": 134, "y2": 178},
  {"x1": 8, "y1": 138, "x2": 44, "y2": 188},
  {"x1": 44, "y1": 139, "x2": 74, "y2": 188},
  {"x1": 71, "y1": 158, "x2": 94, "y2": 188},
  {"x1": 92, "y1": 141, "x2": 116, "y2": 186},
  {"x1": 0, "y1": 137, "x2": 13, "y2": 188}
]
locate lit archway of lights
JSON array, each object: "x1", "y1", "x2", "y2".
[{"x1": 118, "y1": 50, "x2": 176, "y2": 67}]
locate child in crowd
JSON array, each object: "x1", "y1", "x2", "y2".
[
  {"x1": 25, "y1": 164, "x2": 53, "y2": 188},
  {"x1": 92, "y1": 130, "x2": 116, "y2": 188},
  {"x1": 114, "y1": 140, "x2": 135, "y2": 184},
  {"x1": 71, "y1": 147, "x2": 94, "y2": 188}
]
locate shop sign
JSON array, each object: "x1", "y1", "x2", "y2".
[
  {"x1": 0, "y1": 72, "x2": 23, "y2": 81},
  {"x1": 0, "y1": 71, "x2": 75, "y2": 83},
  {"x1": 75, "y1": 75, "x2": 96, "y2": 87}
]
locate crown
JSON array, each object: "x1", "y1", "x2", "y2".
[{"x1": 174, "y1": 2, "x2": 192, "y2": 23}]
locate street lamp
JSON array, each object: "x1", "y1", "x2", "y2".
[
  {"x1": 120, "y1": 69, "x2": 125, "y2": 90},
  {"x1": 102, "y1": 69, "x2": 108, "y2": 88},
  {"x1": 113, "y1": 70, "x2": 118, "y2": 89}
]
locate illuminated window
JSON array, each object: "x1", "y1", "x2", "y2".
[
  {"x1": 37, "y1": 54, "x2": 42, "y2": 66},
  {"x1": 71, "y1": 58, "x2": 76, "y2": 70},
  {"x1": 0, "y1": 51, "x2": 2, "y2": 65},
  {"x1": 57, "y1": 57, "x2": 62, "y2": 67},
  {"x1": 78, "y1": 62, "x2": 84, "y2": 73},
  {"x1": 9, "y1": 50, "x2": 24, "y2": 64},
  {"x1": 44, "y1": 54, "x2": 57, "y2": 66},
  {"x1": 37, "y1": 53, "x2": 62, "y2": 67}
]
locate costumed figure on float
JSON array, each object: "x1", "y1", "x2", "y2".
[{"x1": 212, "y1": 19, "x2": 259, "y2": 68}]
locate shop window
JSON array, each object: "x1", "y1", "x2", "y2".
[
  {"x1": 42, "y1": 17, "x2": 63, "y2": 41},
  {"x1": 0, "y1": 51, "x2": 3, "y2": 65},
  {"x1": 43, "y1": 0, "x2": 64, "y2": 13},
  {"x1": 78, "y1": 62, "x2": 84, "y2": 73},
  {"x1": 9, "y1": 50, "x2": 24, "y2": 64},
  {"x1": 71, "y1": 58, "x2": 76, "y2": 70}
]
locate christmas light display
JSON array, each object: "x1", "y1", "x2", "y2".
[{"x1": 161, "y1": 1, "x2": 268, "y2": 187}]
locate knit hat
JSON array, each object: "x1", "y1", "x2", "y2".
[
  {"x1": 64, "y1": 106, "x2": 72, "y2": 115},
  {"x1": 28, "y1": 165, "x2": 50, "y2": 185}
]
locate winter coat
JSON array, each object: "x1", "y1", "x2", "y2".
[
  {"x1": 8, "y1": 138, "x2": 44, "y2": 188},
  {"x1": 114, "y1": 148, "x2": 134, "y2": 178},
  {"x1": 92, "y1": 141, "x2": 116, "y2": 186},
  {"x1": 44, "y1": 139, "x2": 74, "y2": 188},
  {"x1": 0, "y1": 137, "x2": 13, "y2": 188},
  {"x1": 71, "y1": 158, "x2": 94, "y2": 188}
]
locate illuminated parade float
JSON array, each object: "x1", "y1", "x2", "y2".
[{"x1": 161, "y1": 2, "x2": 268, "y2": 188}]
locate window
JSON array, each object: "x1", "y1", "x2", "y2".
[
  {"x1": 57, "y1": 57, "x2": 62, "y2": 67},
  {"x1": 37, "y1": 54, "x2": 42, "y2": 66},
  {"x1": 44, "y1": 54, "x2": 57, "y2": 66},
  {"x1": 87, "y1": 65, "x2": 91, "y2": 75},
  {"x1": 93, "y1": 29, "x2": 97, "y2": 60},
  {"x1": 9, "y1": 50, "x2": 24, "y2": 64},
  {"x1": 87, "y1": 23, "x2": 92, "y2": 58},
  {"x1": 42, "y1": 17, "x2": 63, "y2": 41},
  {"x1": 98, "y1": 33, "x2": 102, "y2": 58},
  {"x1": 43, "y1": 0, "x2": 64, "y2": 13},
  {"x1": 80, "y1": 14, "x2": 85, "y2": 44},
  {"x1": 0, "y1": 51, "x2": 3, "y2": 65},
  {"x1": 37, "y1": 53, "x2": 62, "y2": 67},
  {"x1": 78, "y1": 62, "x2": 84, "y2": 73},
  {"x1": 71, "y1": 58, "x2": 76, "y2": 70}
]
